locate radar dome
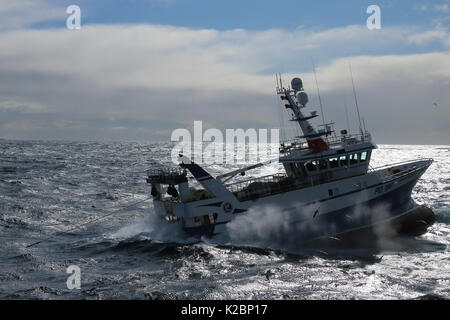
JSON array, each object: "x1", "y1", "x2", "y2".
[
  {"x1": 291, "y1": 78, "x2": 303, "y2": 91},
  {"x1": 297, "y1": 92, "x2": 309, "y2": 106}
]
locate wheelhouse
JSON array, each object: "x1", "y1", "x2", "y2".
[{"x1": 281, "y1": 147, "x2": 374, "y2": 185}]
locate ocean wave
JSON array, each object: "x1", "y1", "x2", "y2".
[
  {"x1": 435, "y1": 209, "x2": 450, "y2": 224},
  {"x1": 1, "y1": 141, "x2": 449, "y2": 300}
]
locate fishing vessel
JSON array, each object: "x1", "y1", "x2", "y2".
[{"x1": 146, "y1": 76, "x2": 435, "y2": 247}]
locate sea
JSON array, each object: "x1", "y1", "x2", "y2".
[{"x1": 0, "y1": 140, "x2": 449, "y2": 300}]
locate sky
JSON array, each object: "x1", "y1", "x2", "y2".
[{"x1": 0, "y1": 0, "x2": 449, "y2": 144}]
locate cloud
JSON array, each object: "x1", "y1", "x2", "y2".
[
  {"x1": 408, "y1": 27, "x2": 450, "y2": 46},
  {"x1": 413, "y1": 4, "x2": 428, "y2": 12},
  {"x1": 414, "y1": 2, "x2": 450, "y2": 14},
  {"x1": 0, "y1": 23, "x2": 449, "y2": 143},
  {"x1": 0, "y1": 0, "x2": 64, "y2": 31},
  {"x1": 433, "y1": 4, "x2": 450, "y2": 13},
  {"x1": 0, "y1": 99, "x2": 47, "y2": 112}
]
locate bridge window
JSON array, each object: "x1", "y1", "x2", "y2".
[
  {"x1": 318, "y1": 160, "x2": 328, "y2": 170},
  {"x1": 290, "y1": 163, "x2": 306, "y2": 177},
  {"x1": 305, "y1": 161, "x2": 317, "y2": 171},
  {"x1": 298, "y1": 163, "x2": 307, "y2": 175},
  {"x1": 349, "y1": 153, "x2": 358, "y2": 165},
  {"x1": 360, "y1": 151, "x2": 368, "y2": 162},
  {"x1": 329, "y1": 157, "x2": 339, "y2": 168},
  {"x1": 339, "y1": 155, "x2": 348, "y2": 166}
]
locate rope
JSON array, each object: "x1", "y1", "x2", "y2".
[
  {"x1": 25, "y1": 196, "x2": 153, "y2": 248},
  {"x1": 0, "y1": 235, "x2": 43, "y2": 241}
]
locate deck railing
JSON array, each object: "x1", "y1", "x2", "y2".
[
  {"x1": 280, "y1": 132, "x2": 371, "y2": 156},
  {"x1": 146, "y1": 167, "x2": 187, "y2": 185},
  {"x1": 147, "y1": 158, "x2": 432, "y2": 204},
  {"x1": 147, "y1": 167, "x2": 185, "y2": 177},
  {"x1": 224, "y1": 158, "x2": 432, "y2": 201},
  {"x1": 225, "y1": 173, "x2": 311, "y2": 201},
  {"x1": 368, "y1": 158, "x2": 433, "y2": 183}
]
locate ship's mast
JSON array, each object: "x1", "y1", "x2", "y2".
[
  {"x1": 277, "y1": 77, "x2": 329, "y2": 153},
  {"x1": 348, "y1": 61, "x2": 364, "y2": 136}
]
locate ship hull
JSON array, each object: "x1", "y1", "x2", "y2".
[
  {"x1": 181, "y1": 160, "x2": 435, "y2": 248},
  {"x1": 299, "y1": 204, "x2": 435, "y2": 249}
]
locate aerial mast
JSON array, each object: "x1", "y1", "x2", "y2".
[
  {"x1": 348, "y1": 60, "x2": 363, "y2": 136},
  {"x1": 277, "y1": 77, "x2": 329, "y2": 153},
  {"x1": 312, "y1": 58, "x2": 326, "y2": 128}
]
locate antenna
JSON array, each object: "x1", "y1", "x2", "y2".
[
  {"x1": 275, "y1": 73, "x2": 286, "y2": 142},
  {"x1": 344, "y1": 95, "x2": 351, "y2": 134},
  {"x1": 348, "y1": 60, "x2": 363, "y2": 135},
  {"x1": 312, "y1": 58, "x2": 326, "y2": 128}
]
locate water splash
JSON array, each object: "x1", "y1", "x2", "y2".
[{"x1": 110, "y1": 210, "x2": 198, "y2": 244}]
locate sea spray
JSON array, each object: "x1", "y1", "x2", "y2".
[
  {"x1": 212, "y1": 199, "x2": 404, "y2": 251},
  {"x1": 218, "y1": 202, "x2": 336, "y2": 250},
  {"x1": 110, "y1": 209, "x2": 198, "y2": 244}
]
